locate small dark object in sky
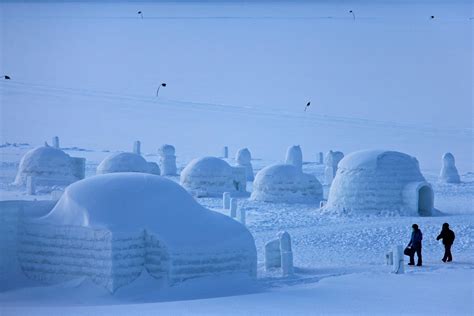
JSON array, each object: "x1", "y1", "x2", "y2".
[
  {"x1": 156, "y1": 82, "x2": 167, "y2": 97},
  {"x1": 304, "y1": 101, "x2": 311, "y2": 112},
  {"x1": 138, "y1": 11, "x2": 143, "y2": 19},
  {"x1": 3, "y1": 75, "x2": 11, "y2": 80},
  {"x1": 349, "y1": 10, "x2": 355, "y2": 20},
  {"x1": 431, "y1": 15, "x2": 435, "y2": 19}
]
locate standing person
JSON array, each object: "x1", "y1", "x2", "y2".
[
  {"x1": 407, "y1": 224, "x2": 423, "y2": 266},
  {"x1": 437, "y1": 223, "x2": 455, "y2": 262}
]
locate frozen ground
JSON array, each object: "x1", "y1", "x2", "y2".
[{"x1": 1, "y1": 0, "x2": 473, "y2": 314}]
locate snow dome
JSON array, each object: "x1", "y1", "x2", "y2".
[
  {"x1": 18, "y1": 173, "x2": 257, "y2": 293},
  {"x1": 251, "y1": 164, "x2": 323, "y2": 204},
  {"x1": 236, "y1": 148, "x2": 254, "y2": 181},
  {"x1": 285, "y1": 145, "x2": 303, "y2": 172},
  {"x1": 14, "y1": 146, "x2": 84, "y2": 187},
  {"x1": 180, "y1": 157, "x2": 247, "y2": 197},
  {"x1": 323, "y1": 150, "x2": 434, "y2": 216},
  {"x1": 439, "y1": 152, "x2": 461, "y2": 183},
  {"x1": 97, "y1": 152, "x2": 154, "y2": 175}
]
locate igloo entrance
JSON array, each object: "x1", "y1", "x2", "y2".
[{"x1": 418, "y1": 185, "x2": 433, "y2": 216}]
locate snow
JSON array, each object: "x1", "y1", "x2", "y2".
[
  {"x1": 96, "y1": 152, "x2": 151, "y2": 175},
  {"x1": 158, "y1": 144, "x2": 177, "y2": 176},
  {"x1": 180, "y1": 157, "x2": 247, "y2": 197},
  {"x1": 236, "y1": 148, "x2": 254, "y2": 181},
  {"x1": 251, "y1": 164, "x2": 323, "y2": 204},
  {"x1": 13, "y1": 146, "x2": 83, "y2": 187},
  {"x1": 285, "y1": 145, "x2": 303, "y2": 172},
  {"x1": 0, "y1": 0, "x2": 472, "y2": 313},
  {"x1": 7, "y1": 173, "x2": 257, "y2": 293},
  {"x1": 439, "y1": 152, "x2": 461, "y2": 183},
  {"x1": 324, "y1": 150, "x2": 434, "y2": 216}
]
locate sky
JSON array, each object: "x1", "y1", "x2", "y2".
[{"x1": 0, "y1": 0, "x2": 472, "y2": 170}]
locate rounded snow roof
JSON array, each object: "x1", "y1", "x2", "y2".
[
  {"x1": 18, "y1": 146, "x2": 72, "y2": 172},
  {"x1": 41, "y1": 173, "x2": 254, "y2": 248},
  {"x1": 97, "y1": 152, "x2": 149, "y2": 174},
  {"x1": 252, "y1": 164, "x2": 323, "y2": 203},
  {"x1": 338, "y1": 150, "x2": 419, "y2": 171},
  {"x1": 14, "y1": 146, "x2": 75, "y2": 185},
  {"x1": 181, "y1": 156, "x2": 233, "y2": 178}
]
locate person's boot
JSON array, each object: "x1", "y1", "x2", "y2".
[
  {"x1": 416, "y1": 263, "x2": 422, "y2": 266},
  {"x1": 442, "y1": 258, "x2": 447, "y2": 263},
  {"x1": 408, "y1": 262, "x2": 415, "y2": 266}
]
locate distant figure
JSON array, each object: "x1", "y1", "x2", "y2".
[
  {"x1": 304, "y1": 101, "x2": 311, "y2": 111},
  {"x1": 407, "y1": 224, "x2": 423, "y2": 266},
  {"x1": 436, "y1": 223, "x2": 455, "y2": 262}
]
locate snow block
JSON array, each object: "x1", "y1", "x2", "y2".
[
  {"x1": 158, "y1": 144, "x2": 177, "y2": 176},
  {"x1": 133, "y1": 140, "x2": 141, "y2": 155},
  {"x1": 324, "y1": 150, "x2": 344, "y2": 185},
  {"x1": 391, "y1": 245, "x2": 404, "y2": 274},
  {"x1": 223, "y1": 192, "x2": 231, "y2": 209},
  {"x1": 26, "y1": 176, "x2": 35, "y2": 195},
  {"x1": 236, "y1": 148, "x2": 254, "y2": 181},
  {"x1": 439, "y1": 153, "x2": 461, "y2": 183},
  {"x1": 285, "y1": 145, "x2": 303, "y2": 172},
  {"x1": 223, "y1": 146, "x2": 228, "y2": 159},
  {"x1": 264, "y1": 239, "x2": 281, "y2": 270},
  {"x1": 52, "y1": 136, "x2": 59, "y2": 149},
  {"x1": 230, "y1": 198, "x2": 238, "y2": 218}
]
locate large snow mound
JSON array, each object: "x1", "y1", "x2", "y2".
[
  {"x1": 13, "y1": 146, "x2": 80, "y2": 186},
  {"x1": 96, "y1": 152, "x2": 150, "y2": 175},
  {"x1": 324, "y1": 150, "x2": 434, "y2": 216},
  {"x1": 180, "y1": 157, "x2": 246, "y2": 197},
  {"x1": 42, "y1": 173, "x2": 252, "y2": 247},
  {"x1": 18, "y1": 173, "x2": 257, "y2": 292},
  {"x1": 251, "y1": 164, "x2": 323, "y2": 204}
]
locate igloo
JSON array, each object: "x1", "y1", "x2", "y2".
[
  {"x1": 285, "y1": 145, "x2": 303, "y2": 172},
  {"x1": 14, "y1": 146, "x2": 85, "y2": 187},
  {"x1": 17, "y1": 173, "x2": 257, "y2": 293},
  {"x1": 323, "y1": 150, "x2": 434, "y2": 216},
  {"x1": 439, "y1": 153, "x2": 461, "y2": 183},
  {"x1": 324, "y1": 150, "x2": 344, "y2": 185},
  {"x1": 97, "y1": 152, "x2": 159, "y2": 175},
  {"x1": 180, "y1": 157, "x2": 247, "y2": 197},
  {"x1": 251, "y1": 164, "x2": 323, "y2": 204},
  {"x1": 158, "y1": 144, "x2": 177, "y2": 176},
  {"x1": 236, "y1": 148, "x2": 254, "y2": 181}
]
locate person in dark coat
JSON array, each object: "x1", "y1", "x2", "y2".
[
  {"x1": 437, "y1": 223, "x2": 455, "y2": 262},
  {"x1": 407, "y1": 224, "x2": 423, "y2": 266}
]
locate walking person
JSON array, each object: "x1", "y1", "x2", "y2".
[
  {"x1": 407, "y1": 224, "x2": 423, "y2": 266},
  {"x1": 437, "y1": 223, "x2": 455, "y2": 262}
]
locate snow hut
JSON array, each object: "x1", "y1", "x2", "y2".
[
  {"x1": 97, "y1": 152, "x2": 159, "y2": 175},
  {"x1": 14, "y1": 146, "x2": 85, "y2": 187},
  {"x1": 251, "y1": 164, "x2": 323, "y2": 204},
  {"x1": 285, "y1": 145, "x2": 303, "y2": 172},
  {"x1": 158, "y1": 144, "x2": 177, "y2": 176},
  {"x1": 323, "y1": 150, "x2": 434, "y2": 216},
  {"x1": 17, "y1": 173, "x2": 257, "y2": 293},
  {"x1": 439, "y1": 153, "x2": 461, "y2": 183},
  {"x1": 180, "y1": 157, "x2": 247, "y2": 197},
  {"x1": 236, "y1": 148, "x2": 254, "y2": 181}
]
